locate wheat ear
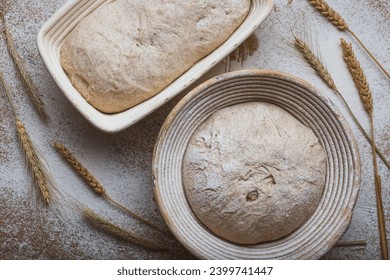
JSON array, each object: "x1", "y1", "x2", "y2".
[
  {"x1": 294, "y1": 36, "x2": 337, "y2": 90},
  {"x1": 0, "y1": 72, "x2": 51, "y2": 204},
  {"x1": 53, "y1": 142, "x2": 168, "y2": 235},
  {"x1": 293, "y1": 35, "x2": 390, "y2": 171},
  {"x1": 84, "y1": 208, "x2": 168, "y2": 250},
  {"x1": 308, "y1": 0, "x2": 390, "y2": 79},
  {"x1": 341, "y1": 38, "x2": 388, "y2": 260},
  {"x1": 1, "y1": 1, "x2": 48, "y2": 119}
]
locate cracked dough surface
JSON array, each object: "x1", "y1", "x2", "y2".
[
  {"x1": 60, "y1": 0, "x2": 250, "y2": 113},
  {"x1": 182, "y1": 102, "x2": 327, "y2": 244}
]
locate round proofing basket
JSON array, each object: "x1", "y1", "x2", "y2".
[{"x1": 152, "y1": 69, "x2": 361, "y2": 259}]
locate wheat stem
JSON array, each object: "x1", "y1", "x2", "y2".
[
  {"x1": 293, "y1": 35, "x2": 390, "y2": 171},
  {"x1": 334, "y1": 240, "x2": 367, "y2": 248},
  {"x1": 0, "y1": 72, "x2": 51, "y2": 205},
  {"x1": 341, "y1": 38, "x2": 388, "y2": 260},
  {"x1": 308, "y1": 0, "x2": 390, "y2": 79},
  {"x1": 370, "y1": 116, "x2": 388, "y2": 260},
  {"x1": 83, "y1": 208, "x2": 168, "y2": 250},
  {"x1": 0, "y1": 72, "x2": 17, "y2": 117},
  {"x1": 103, "y1": 194, "x2": 159, "y2": 232},
  {"x1": 53, "y1": 142, "x2": 168, "y2": 235},
  {"x1": 335, "y1": 91, "x2": 390, "y2": 171},
  {"x1": 1, "y1": 1, "x2": 48, "y2": 119}
]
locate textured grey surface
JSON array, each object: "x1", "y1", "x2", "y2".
[{"x1": 0, "y1": 0, "x2": 389, "y2": 259}]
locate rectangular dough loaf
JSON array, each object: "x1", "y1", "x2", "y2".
[{"x1": 61, "y1": 0, "x2": 251, "y2": 113}]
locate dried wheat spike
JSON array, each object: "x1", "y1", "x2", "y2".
[
  {"x1": 15, "y1": 118, "x2": 51, "y2": 204},
  {"x1": 0, "y1": 72, "x2": 51, "y2": 205},
  {"x1": 293, "y1": 34, "x2": 390, "y2": 170},
  {"x1": 53, "y1": 142, "x2": 105, "y2": 195},
  {"x1": 308, "y1": 0, "x2": 389, "y2": 79},
  {"x1": 309, "y1": 0, "x2": 348, "y2": 30},
  {"x1": 2, "y1": 25, "x2": 48, "y2": 119},
  {"x1": 294, "y1": 36, "x2": 337, "y2": 91},
  {"x1": 84, "y1": 208, "x2": 168, "y2": 250},
  {"x1": 341, "y1": 38, "x2": 388, "y2": 260},
  {"x1": 340, "y1": 38, "x2": 373, "y2": 115},
  {"x1": 54, "y1": 141, "x2": 169, "y2": 235}
]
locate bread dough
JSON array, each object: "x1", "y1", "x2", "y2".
[
  {"x1": 61, "y1": 0, "x2": 250, "y2": 113},
  {"x1": 182, "y1": 102, "x2": 327, "y2": 244}
]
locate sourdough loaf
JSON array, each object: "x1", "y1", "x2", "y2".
[{"x1": 182, "y1": 102, "x2": 327, "y2": 244}]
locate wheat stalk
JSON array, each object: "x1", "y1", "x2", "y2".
[
  {"x1": 308, "y1": 0, "x2": 390, "y2": 79},
  {"x1": 293, "y1": 35, "x2": 390, "y2": 171},
  {"x1": 0, "y1": 72, "x2": 51, "y2": 205},
  {"x1": 1, "y1": 0, "x2": 48, "y2": 119},
  {"x1": 84, "y1": 208, "x2": 168, "y2": 250},
  {"x1": 341, "y1": 38, "x2": 388, "y2": 260},
  {"x1": 53, "y1": 141, "x2": 168, "y2": 235},
  {"x1": 334, "y1": 240, "x2": 367, "y2": 248}
]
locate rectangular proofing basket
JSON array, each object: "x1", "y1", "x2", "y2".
[{"x1": 37, "y1": 0, "x2": 274, "y2": 133}]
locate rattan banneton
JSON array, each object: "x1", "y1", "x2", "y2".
[{"x1": 153, "y1": 70, "x2": 361, "y2": 260}]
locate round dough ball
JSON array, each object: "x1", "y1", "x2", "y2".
[{"x1": 182, "y1": 102, "x2": 327, "y2": 244}]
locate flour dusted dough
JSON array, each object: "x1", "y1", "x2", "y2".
[
  {"x1": 182, "y1": 102, "x2": 327, "y2": 244},
  {"x1": 60, "y1": 0, "x2": 250, "y2": 113}
]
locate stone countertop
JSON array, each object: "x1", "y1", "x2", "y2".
[{"x1": 0, "y1": 0, "x2": 389, "y2": 259}]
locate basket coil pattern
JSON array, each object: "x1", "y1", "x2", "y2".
[{"x1": 153, "y1": 70, "x2": 360, "y2": 259}]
